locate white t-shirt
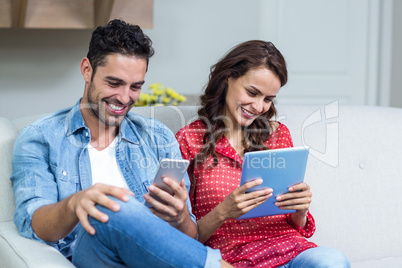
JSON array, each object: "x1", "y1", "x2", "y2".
[{"x1": 87, "y1": 137, "x2": 129, "y2": 189}]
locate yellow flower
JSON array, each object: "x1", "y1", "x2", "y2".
[
  {"x1": 165, "y1": 88, "x2": 176, "y2": 96},
  {"x1": 149, "y1": 83, "x2": 163, "y2": 90},
  {"x1": 177, "y1": 95, "x2": 187, "y2": 102},
  {"x1": 134, "y1": 100, "x2": 143, "y2": 106},
  {"x1": 133, "y1": 82, "x2": 187, "y2": 107},
  {"x1": 152, "y1": 88, "x2": 164, "y2": 96},
  {"x1": 134, "y1": 93, "x2": 150, "y2": 106},
  {"x1": 170, "y1": 92, "x2": 179, "y2": 99},
  {"x1": 143, "y1": 94, "x2": 152, "y2": 103}
]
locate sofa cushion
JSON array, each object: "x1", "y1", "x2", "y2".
[
  {"x1": 131, "y1": 106, "x2": 199, "y2": 134},
  {"x1": 275, "y1": 105, "x2": 402, "y2": 264},
  {"x1": 0, "y1": 118, "x2": 19, "y2": 222},
  {"x1": 0, "y1": 221, "x2": 74, "y2": 267}
]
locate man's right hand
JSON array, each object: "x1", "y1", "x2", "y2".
[
  {"x1": 67, "y1": 183, "x2": 134, "y2": 235},
  {"x1": 31, "y1": 183, "x2": 134, "y2": 242}
]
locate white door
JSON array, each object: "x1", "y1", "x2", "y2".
[{"x1": 259, "y1": 0, "x2": 385, "y2": 106}]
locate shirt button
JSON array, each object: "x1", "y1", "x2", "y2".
[
  {"x1": 85, "y1": 132, "x2": 89, "y2": 137},
  {"x1": 62, "y1": 171, "x2": 67, "y2": 176}
]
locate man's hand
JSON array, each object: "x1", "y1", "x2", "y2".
[
  {"x1": 67, "y1": 183, "x2": 134, "y2": 235},
  {"x1": 143, "y1": 178, "x2": 196, "y2": 237},
  {"x1": 144, "y1": 178, "x2": 188, "y2": 227},
  {"x1": 31, "y1": 183, "x2": 134, "y2": 242}
]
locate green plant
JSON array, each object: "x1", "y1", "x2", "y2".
[{"x1": 134, "y1": 83, "x2": 187, "y2": 107}]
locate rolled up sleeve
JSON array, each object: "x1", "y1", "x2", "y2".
[
  {"x1": 204, "y1": 247, "x2": 222, "y2": 268},
  {"x1": 286, "y1": 211, "x2": 316, "y2": 238},
  {"x1": 10, "y1": 125, "x2": 59, "y2": 245}
]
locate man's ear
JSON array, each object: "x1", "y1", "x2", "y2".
[{"x1": 81, "y1": 57, "x2": 92, "y2": 83}]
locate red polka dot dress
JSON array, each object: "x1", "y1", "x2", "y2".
[{"x1": 176, "y1": 120, "x2": 317, "y2": 268}]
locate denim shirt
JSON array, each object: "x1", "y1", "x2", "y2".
[{"x1": 10, "y1": 100, "x2": 196, "y2": 257}]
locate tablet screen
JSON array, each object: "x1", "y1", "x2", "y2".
[{"x1": 237, "y1": 146, "x2": 309, "y2": 219}]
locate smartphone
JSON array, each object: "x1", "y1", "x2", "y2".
[{"x1": 145, "y1": 158, "x2": 190, "y2": 207}]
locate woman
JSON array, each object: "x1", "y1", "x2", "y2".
[{"x1": 175, "y1": 40, "x2": 350, "y2": 267}]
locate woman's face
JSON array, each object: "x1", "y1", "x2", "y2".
[{"x1": 223, "y1": 66, "x2": 281, "y2": 128}]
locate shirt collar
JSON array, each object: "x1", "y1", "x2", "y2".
[
  {"x1": 118, "y1": 115, "x2": 139, "y2": 144},
  {"x1": 215, "y1": 134, "x2": 243, "y2": 165},
  {"x1": 66, "y1": 99, "x2": 88, "y2": 136}
]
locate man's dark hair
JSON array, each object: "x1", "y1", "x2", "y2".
[{"x1": 87, "y1": 19, "x2": 154, "y2": 80}]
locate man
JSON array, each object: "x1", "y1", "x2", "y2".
[{"x1": 11, "y1": 19, "x2": 230, "y2": 267}]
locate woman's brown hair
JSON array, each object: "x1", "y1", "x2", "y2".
[{"x1": 193, "y1": 40, "x2": 288, "y2": 173}]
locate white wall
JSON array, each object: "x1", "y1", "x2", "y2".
[
  {"x1": 259, "y1": 0, "x2": 374, "y2": 106},
  {"x1": 0, "y1": 29, "x2": 90, "y2": 119},
  {"x1": 0, "y1": 0, "x2": 261, "y2": 119},
  {"x1": 143, "y1": 0, "x2": 260, "y2": 97},
  {"x1": 0, "y1": 0, "x2": 401, "y2": 120}
]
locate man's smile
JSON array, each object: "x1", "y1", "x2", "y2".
[{"x1": 106, "y1": 101, "x2": 127, "y2": 114}]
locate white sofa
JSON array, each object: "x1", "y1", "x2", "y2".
[{"x1": 1, "y1": 104, "x2": 402, "y2": 267}]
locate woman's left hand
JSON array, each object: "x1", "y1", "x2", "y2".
[{"x1": 275, "y1": 182, "x2": 312, "y2": 227}]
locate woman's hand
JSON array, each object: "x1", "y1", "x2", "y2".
[
  {"x1": 197, "y1": 178, "x2": 273, "y2": 243},
  {"x1": 216, "y1": 178, "x2": 273, "y2": 220},
  {"x1": 275, "y1": 182, "x2": 312, "y2": 227}
]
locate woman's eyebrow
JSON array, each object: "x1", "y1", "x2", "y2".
[{"x1": 250, "y1": 85, "x2": 276, "y2": 98}]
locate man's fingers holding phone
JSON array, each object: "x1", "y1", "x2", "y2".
[
  {"x1": 146, "y1": 177, "x2": 187, "y2": 204},
  {"x1": 162, "y1": 177, "x2": 188, "y2": 200}
]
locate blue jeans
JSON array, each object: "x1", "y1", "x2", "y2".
[
  {"x1": 72, "y1": 196, "x2": 221, "y2": 268},
  {"x1": 280, "y1": 246, "x2": 350, "y2": 268}
]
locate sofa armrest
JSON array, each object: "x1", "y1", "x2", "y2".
[{"x1": 0, "y1": 221, "x2": 74, "y2": 267}]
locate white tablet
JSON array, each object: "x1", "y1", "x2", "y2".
[{"x1": 237, "y1": 146, "x2": 309, "y2": 219}]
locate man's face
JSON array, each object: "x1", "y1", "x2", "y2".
[{"x1": 82, "y1": 53, "x2": 147, "y2": 127}]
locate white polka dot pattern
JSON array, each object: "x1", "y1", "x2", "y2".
[{"x1": 176, "y1": 120, "x2": 317, "y2": 267}]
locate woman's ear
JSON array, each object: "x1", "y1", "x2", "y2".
[{"x1": 80, "y1": 57, "x2": 92, "y2": 83}]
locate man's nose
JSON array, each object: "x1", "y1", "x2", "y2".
[{"x1": 116, "y1": 86, "x2": 131, "y2": 104}]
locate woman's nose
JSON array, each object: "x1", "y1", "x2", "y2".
[{"x1": 251, "y1": 99, "x2": 264, "y2": 114}]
